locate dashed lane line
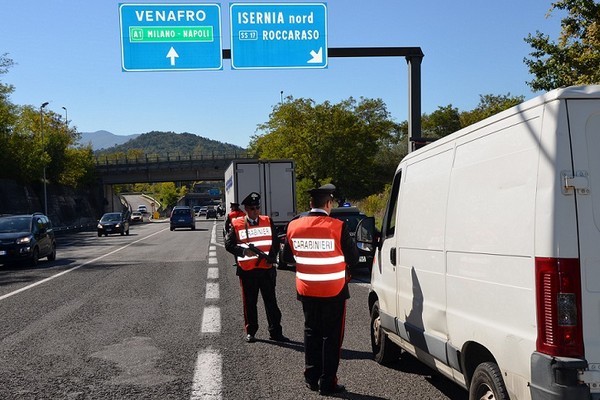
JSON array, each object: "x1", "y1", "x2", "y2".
[
  {"x1": 207, "y1": 267, "x2": 219, "y2": 280},
  {"x1": 190, "y1": 348, "x2": 222, "y2": 400},
  {"x1": 205, "y1": 282, "x2": 219, "y2": 300},
  {"x1": 192, "y1": 221, "x2": 223, "y2": 399},
  {"x1": 200, "y1": 305, "x2": 221, "y2": 333}
]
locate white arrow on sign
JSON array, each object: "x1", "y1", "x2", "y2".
[
  {"x1": 307, "y1": 47, "x2": 323, "y2": 64},
  {"x1": 166, "y1": 47, "x2": 179, "y2": 66}
]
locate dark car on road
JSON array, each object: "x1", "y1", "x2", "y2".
[
  {"x1": 329, "y1": 206, "x2": 374, "y2": 271},
  {"x1": 97, "y1": 212, "x2": 130, "y2": 236},
  {"x1": 206, "y1": 207, "x2": 218, "y2": 219},
  {"x1": 170, "y1": 206, "x2": 195, "y2": 231},
  {"x1": 0, "y1": 212, "x2": 57, "y2": 267}
]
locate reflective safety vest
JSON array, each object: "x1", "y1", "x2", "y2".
[
  {"x1": 232, "y1": 216, "x2": 273, "y2": 271},
  {"x1": 286, "y1": 215, "x2": 346, "y2": 298},
  {"x1": 228, "y1": 210, "x2": 246, "y2": 220}
]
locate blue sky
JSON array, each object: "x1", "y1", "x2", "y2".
[{"x1": 2, "y1": 1, "x2": 564, "y2": 148}]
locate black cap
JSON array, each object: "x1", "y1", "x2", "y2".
[
  {"x1": 308, "y1": 183, "x2": 336, "y2": 198},
  {"x1": 241, "y1": 192, "x2": 261, "y2": 206},
  {"x1": 230, "y1": 202, "x2": 240, "y2": 207}
]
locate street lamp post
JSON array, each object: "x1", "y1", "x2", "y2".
[
  {"x1": 40, "y1": 102, "x2": 49, "y2": 215},
  {"x1": 61, "y1": 106, "x2": 68, "y2": 128}
]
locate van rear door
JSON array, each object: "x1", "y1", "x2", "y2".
[{"x1": 567, "y1": 99, "x2": 600, "y2": 375}]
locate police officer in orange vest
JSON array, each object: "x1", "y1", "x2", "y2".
[
  {"x1": 225, "y1": 192, "x2": 289, "y2": 343},
  {"x1": 224, "y1": 202, "x2": 245, "y2": 235},
  {"x1": 283, "y1": 184, "x2": 358, "y2": 395}
]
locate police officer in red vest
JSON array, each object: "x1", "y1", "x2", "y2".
[
  {"x1": 283, "y1": 184, "x2": 359, "y2": 395},
  {"x1": 225, "y1": 192, "x2": 289, "y2": 343},
  {"x1": 224, "y1": 202, "x2": 245, "y2": 235}
]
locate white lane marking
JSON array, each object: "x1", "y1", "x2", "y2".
[
  {"x1": 201, "y1": 305, "x2": 221, "y2": 333},
  {"x1": 211, "y1": 222, "x2": 224, "y2": 248},
  {"x1": 191, "y1": 221, "x2": 223, "y2": 400},
  {"x1": 207, "y1": 267, "x2": 219, "y2": 280},
  {"x1": 208, "y1": 230, "x2": 220, "y2": 263},
  {"x1": 205, "y1": 282, "x2": 219, "y2": 300},
  {"x1": 190, "y1": 347, "x2": 222, "y2": 400},
  {"x1": 210, "y1": 223, "x2": 217, "y2": 244},
  {"x1": 0, "y1": 228, "x2": 169, "y2": 302}
]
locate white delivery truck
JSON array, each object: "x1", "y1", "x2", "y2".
[
  {"x1": 224, "y1": 160, "x2": 296, "y2": 231},
  {"x1": 365, "y1": 86, "x2": 600, "y2": 400}
]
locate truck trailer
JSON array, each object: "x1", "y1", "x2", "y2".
[{"x1": 224, "y1": 160, "x2": 296, "y2": 231}]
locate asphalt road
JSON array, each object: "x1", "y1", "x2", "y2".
[{"x1": 0, "y1": 218, "x2": 468, "y2": 400}]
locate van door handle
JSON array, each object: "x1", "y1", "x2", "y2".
[{"x1": 390, "y1": 247, "x2": 397, "y2": 266}]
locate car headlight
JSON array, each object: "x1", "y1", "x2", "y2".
[
  {"x1": 97, "y1": 223, "x2": 103, "y2": 229},
  {"x1": 16, "y1": 236, "x2": 32, "y2": 244},
  {"x1": 115, "y1": 223, "x2": 121, "y2": 228}
]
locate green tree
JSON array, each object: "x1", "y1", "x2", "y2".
[
  {"x1": 460, "y1": 94, "x2": 525, "y2": 127},
  {"x1": 156, "y1": 182, "x2": 187, "y2": 209},
  {"x1": 0, "y1": 54, "x2": 19, "y2": 179},
  {"x1": 60, "y1": 146, "x2": 96, "y2": 187},
  {"x1": 422, "y1": 105, "x2": 462, "y2": 139},
  {"x1": 5, "y1": 105, "x2": 46, "y2": 182},
  {"x1": 10, "y1": 105, "x2": 95, "y2": 186},
  {"x1": 524, "y1": 0, "x2": 600, "y2": 91},
  {"x1": 250, "y1": 96, "x2": 396, "y2": 200}
]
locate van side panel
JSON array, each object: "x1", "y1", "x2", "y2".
[
  {"x1": 445, "y1": 108, "x2": 543, "y2": 397},
  {"x1": 534, "y1": 100, "x2": 579, "y2": 259},
  {"x1": 397, "y1": 147, "x2": 453, "y2": 348},
  {"x1": 567, "y1": 99, "x2": 600, "y2": 376}
]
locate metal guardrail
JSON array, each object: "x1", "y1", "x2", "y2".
[
  {"x1": 53, "y1": 223, "x2": 97, "y2": 235},
  {"x1": 94, "y1": 151, "x2": 252, "y2": 166}
]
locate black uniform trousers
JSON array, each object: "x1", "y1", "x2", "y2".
[
  {"x1": 301, "y1": 298, "x2": 347, "y2": 388},
  {"x1": 238, "y1": 268, "x2": 283, "y2": 337}
]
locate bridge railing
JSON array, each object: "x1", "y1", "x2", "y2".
[{"x1": 95, "y1": 150, "x2": 253, "y2": 166}]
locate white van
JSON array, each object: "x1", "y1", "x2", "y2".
[{"x1": 366, "y1": 86, "x2": 600, "y2": 400}]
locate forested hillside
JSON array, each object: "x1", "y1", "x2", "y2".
[{"x1": 94, "y1": 131, "x2": 246, "y2": 156}]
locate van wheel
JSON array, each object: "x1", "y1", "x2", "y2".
[
  {"x1": 370, "y1": 300, "x2": 401, "y2": 365},
  {"x1": 469, "y1": 362, "x2": 509, "y2": 400}
]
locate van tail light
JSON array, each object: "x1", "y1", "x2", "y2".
[{"x1": 535, "y1": 257, "x2": 584, "y2": 358}]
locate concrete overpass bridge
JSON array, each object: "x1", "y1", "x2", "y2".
[
  {"x1": 95, "y1": 151, "x2": 253, "y2": 211},
  {"x1": 95, "y1": 151, "x2": 252, "y2": 184}
]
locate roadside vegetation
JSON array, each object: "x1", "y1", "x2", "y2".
[
  {"x1": 0, "y1": 55, "x2": 96, "y2": 188},
  {"x1": 1, "y1": 1, "x2": 598, "y2": 223}
]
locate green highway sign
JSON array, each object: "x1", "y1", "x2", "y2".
[
  {"x1": 230, "y1": 3, "x2": 328, "y2": 69},
  {"x1": 128, "y1": 26, "x2": 214, "y2": 43},
  {"x1": 119, "y1": 3, "x2": 223, "y2": 71}
]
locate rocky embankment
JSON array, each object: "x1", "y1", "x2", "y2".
[{"x1": 0, "y1": 179, "x2": 103, "y2": 231}]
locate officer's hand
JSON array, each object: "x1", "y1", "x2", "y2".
[{"x1": 243, "y1": 248, "x2": 256, "y2": 257}]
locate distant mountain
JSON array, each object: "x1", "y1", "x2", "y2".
[
  {"x1": 79, "y1": 130, "x2": 140, "y2": 151},
  {"x1": 93, "y1": 131, "x2": 246, "y2": 156}
]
